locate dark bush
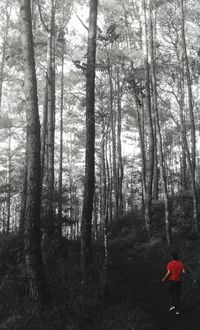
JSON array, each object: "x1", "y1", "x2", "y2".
[{"x1": 108, "y1": 209, "x2": 144, "y2": 238}]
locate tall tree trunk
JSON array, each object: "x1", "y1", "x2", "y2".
[
  {"x1": 148, "y1": 0, "x2": 171, "y2": 244},
  {"x1": 130, "y1": 66, "x2": 146, "y2": 209},
  {"x1": 20, "y1": 0, "x2": 47, "y2": 311},
  {"x1": 107, "y1": 54, "x2": 118, "y2": 216},
  {"x1": 58, "y1": 38, "x2": 65, "y2": 237},
  {"x1": 116, "y1": 68, "x2": 123, "y2": 214},
  {"x1": 178, "y1": 55, "x2": 187, "y2": 191},
  {"x1": 100, "y1": 117, "x2": 107, "y2": 226},
  {"x1": 41, "y1": 77, "x2": 48, "y2": 183},
  {"x1": 81, "y1": 0, "x2": 98, "y2": 279},
  {"x1": 6, "y1": 130, "x2": 11, "y2": 233},
  {"x1": 174, "y1": 35, "x2": 187, "y2": 191},
  {"x1": 19, "y1": 161, "x2": 27, "y2": 243},
  {"x1": 0, "y1": 0, "x2": 11, "y2": 112},
  {"x1": 46, "y1": 0, "x2": 56, "y2": 235},
  {"x1": 142, "y1": 0, "x2": 154, "y2": 238},
  {"x1": 180, "y1": 0, "x2": 196, "y2": 174},
  {"x1": 108, "y1": 140, "x2": 113, "y2": 222},
  {"x1": 153, "y1": 119, "x2": 158, "y2": 200},
  {"x1": 180, "y1": 0, "x2": 198, "y2": 231},
  {"x1": 93, "y1": 189, "x2": 98, "y2": 240}
]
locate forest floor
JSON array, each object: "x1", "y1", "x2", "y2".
[{"x1": 110, "y1": 239, "x2": 200, "y2": 330}]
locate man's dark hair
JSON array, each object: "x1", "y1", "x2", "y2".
[{"x1": 172, "y1": 252, "x2": 178, "y2": 260}]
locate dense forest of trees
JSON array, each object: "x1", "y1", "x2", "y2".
[{"x1": 1, "y1": 0, "x2": 200, "y2": 328}]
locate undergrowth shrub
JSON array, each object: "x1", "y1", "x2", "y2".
[
  {"x1": 108, "y1": 209, "x2": 148, "y2": 243},
  {"x1": 97, "y1": 304, "x2": 155, "y2": 330},
  {"x1": 110, "y1": 233, "x2": 137, "y2": 254}
]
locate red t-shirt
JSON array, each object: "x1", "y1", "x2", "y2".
[{"x1": 167, "y1": 260, "x2": 185, "y2": 281}]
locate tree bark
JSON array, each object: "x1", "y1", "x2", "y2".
[
  {"x1": 142, "y1": 0, "x2": 154, "y2": 238},
  {"x1": 116, "y1": 68, "x2": 123, "y2": 214},
  {"x1": 100, "y1": 117, "x2": 107, "y2": 225},
  {"x1": 41, "y1": 76, "x2": 48, "y2": 183},
  {"x1": 180, "y1": 0, "x2": 198, "y2": 231},
  {"x1": 20, "y1": 0, "x2": 47, "y2": 311},
  {"x1": 148, "y1": 0, "x2": 171, "y2": 244},
  {"x1": 6, "y1": 130, "x2": 11, "y2": 233},
  {"x1": 46, "y1": 0, "x2": 56, "y2": 234},
  {"x1": 180, "y1": 0, "x2": 196, "y2": 175},
  {"x1": 107, "y1": 53, "x2": 118, "y2": 216},
  {"x1": 19, "y1": 161, "x2": 27, "y2": 243},
  {"x1": 58, "y1": 37, "x2": 65, "y2": 237},
  {"x1": 0, "y1": 0, "x2": 11, "y2": 112},
  {"x1": 81, "y1": 0, "x2": 98, "y2": 279}
]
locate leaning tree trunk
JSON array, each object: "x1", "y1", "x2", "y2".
[
  {"x1": 20, "y1": 0, "x2": 47, "y2": 312},
  {"x1": 81, "y1": 0, "x2": 98, "y2": 280}
]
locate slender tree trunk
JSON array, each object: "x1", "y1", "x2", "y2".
[
  {"x1": 93, "y1": 189, "x2": 98, "y2": 240},
  {"x1": 101, "y1": 192, "x2": 109, "y2": 300},
  {"x1": 81, "y1": 0, "x2": 98, "y2": 279},
  {"x1": 107, "y1": 55, "x2": 118, "y2": 216},
  {"x1": 148, "y1": 0, "x2": 171, "y2": 244},
  {"x1": 116, "y1": 68, "x2": 123, "y2": 214},
  {"x1": 180, "y1": 0, "x2": 196, "y2": 174},
  {"x1": 178, "y1": 59, "x2": 187, "y2": 191},
  {"x1": 20, "y1": 0, "x2": 47, "y2": 311},
  {"x1": 19, "y1": 162, "x2": 27, "y2": 242},
  {"x1": 100, "y1": 117, "x2": 107, "y2": 225},
  {"x1": 6, "y1": 130, "x2": 11, "y2": 233},
  {"x1": 101, "y1": 131, "x2": 109, "y2": 299},
  {"x1": 180, "y1": 0, "x2": 198, "y2": 231},
  {"x1": 108, "y1": 140, "x2": 113, "y2": 222},
  {"x1": 41, "y1": 77, "x2": 48, "y2": 182},
  {"x1": 153, "y1": 119, "x2": 158, "y2": 200},
  {"x1": 152, "y1": 8, "x2": 158, "y2": 201},
  {"x1": 46, "y1": 0, "x2": 56, "y2": 235},
  {"x1": 58, "y1": 40, "x2": 65, "y2": 237},
  {"x1": 0, "y1": 0, "x2": 11, "y2": 112},
  {"x1": 174, "y1": 35, "x2": 187, "y2": 191},
  {"x1": 131, "y1": 70, "x2": 146, "y2": 207},
  {"x1": 142, "y1": 0, "x2": 154, "y2": 238}
]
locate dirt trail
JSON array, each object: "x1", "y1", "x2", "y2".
[{"x1": 111, "y1": 245, "x2": 200, "y2": 330}]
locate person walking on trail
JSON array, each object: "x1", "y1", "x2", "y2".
[{"x1": 162, "y1": 252, "x2": 186, "y2": 315}]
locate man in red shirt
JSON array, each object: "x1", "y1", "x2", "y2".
[{"x1": 162, "y1": 252, "x2": 186, "y2": 315}]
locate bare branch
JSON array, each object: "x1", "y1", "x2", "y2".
[
  {"x1": 76, "y1": 15, "x2": 88, "y2": 31},
  {"x1": 37, "y1": 0, "x2": 49, "y2": 32}
]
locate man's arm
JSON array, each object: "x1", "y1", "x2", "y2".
[{"x1": 162, "y1": 269, "x2": 170, "y2": 282}]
